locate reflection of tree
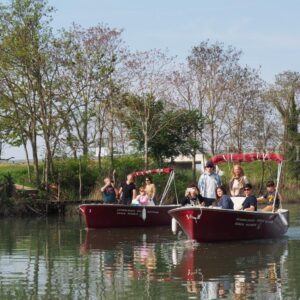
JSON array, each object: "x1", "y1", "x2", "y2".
[{"x1": 0, "y1": 219, "x2": 296, "y2": 299}]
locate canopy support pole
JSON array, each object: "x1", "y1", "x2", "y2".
[
  {"x1": 173, "y1": 173, "x2": 178, "y2": 204},
  {"x1": 273, "y1": 161, "x2": 283, "y2": 212},
  {"x1": 159, "y1": 171, "x2": 174, "y2": 206}
]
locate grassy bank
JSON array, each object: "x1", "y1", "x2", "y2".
[
  {"x1": 0, "y1": 157, "x2": 194, "y2": 205},
  {"x1": 0, "y1": 157, "x2": 299, "y2": 216}
]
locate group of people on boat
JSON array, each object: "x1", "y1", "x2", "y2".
[
  {"x1": 181, "y1": 160, "x2": 281, "y2": 212},
  {"x1": 100, "y1": 159, "x2": 281, "y2": 211},
  {"x1": 100, "y1": 174, "x2": 156, "y2": 206}
]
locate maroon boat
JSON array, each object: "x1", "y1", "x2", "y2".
[
  {"x1": 169, "y1": 152, "x2": 289, "y2": 242},
  {"x1": 80, "y1": 168, "x2": 179, "y2": 229}
]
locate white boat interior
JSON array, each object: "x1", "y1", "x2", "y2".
[{"x1": 231, "y1": 196, "x2": 245, "y2": 210}]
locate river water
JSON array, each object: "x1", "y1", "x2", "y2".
[{"x1": 0, "y1": 204, "x2": 300, "y2": 300}]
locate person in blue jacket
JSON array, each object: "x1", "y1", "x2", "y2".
[
  {"x1": 215, "y1": 186, "x2": 234, "y2": 209},
  {"x1": 198, "y1": 160, "x2": 222, "y2": 206}
]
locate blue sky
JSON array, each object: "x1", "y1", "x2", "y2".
[{"x1": 49, "y1": 0, "x2": 300, "y2": 83}]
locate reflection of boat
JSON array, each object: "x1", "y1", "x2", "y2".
[
  {"x1": 169, "y1": 153, "x2": 289, "y2": 242},
  {"x1": 80, "y1": 168, "x2": 180, "y2": 229},
  {"x1": 80, "y1": 226, "x2": 175, "y2": 254},
  {"x1": 174, "y1": 238, "x2": 288, "y2": 281}
]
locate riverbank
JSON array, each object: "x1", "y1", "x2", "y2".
[{"x1": 0, "y1": 156, "x2": 299, "y2": 216}]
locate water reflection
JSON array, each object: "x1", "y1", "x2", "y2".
[
  {"x1": 82, "y1": 227, "x2": 288, "y2": 299},
  {"x1": 171, "y1": 239, "x2": 288, "y2": 299},
  {"x1": 0, "y1": 215, "x2": 298, "y2": 299}
]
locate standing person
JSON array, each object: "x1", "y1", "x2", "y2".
[
  {"x1": 119, "y1": 174, "x2": 137, "y2": 205},
  {"x1": 100, "y1": 177, "x2": 116, "y2": 204},
  {"x1": 215, "y1": 186, "x2": 234, "y2": 209},
  {"x1": 229, "y1": 164, "x2": 249, "y2": 196},
  {"x1": 144, "y1": 177, "x2": 156, "y2": 204},
  {"x1": 257, "y1": 180, "x2": 282, "y2": 212},
  {"x1": 198, "y1": 161, "x2": 222, "y2": 206},
  {"x1": 241, "y1": 183, "x2": 257, "y2": 211}
]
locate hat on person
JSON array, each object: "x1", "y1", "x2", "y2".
[{"x1": 205, "y1": 160, "x2": 214, "y2": 168}]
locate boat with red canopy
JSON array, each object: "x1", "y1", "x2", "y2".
[
  {"x1": 80, "y1": 167, "x2": 179, "y2": 229},
  {"x1": 169, "y1": 153, "x2": 289, "y2": 242}
]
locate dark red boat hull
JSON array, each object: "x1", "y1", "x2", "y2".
[
  {"x1": 169, "y1": 207, "x2": 289, "y2": 242},
  {"x1": 79, "y1": 204, "x2": 179, "y2": 229}
]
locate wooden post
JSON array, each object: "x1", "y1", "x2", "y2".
[{"x1": 79, "y1": 157, "x2": 82, "y2": 202}]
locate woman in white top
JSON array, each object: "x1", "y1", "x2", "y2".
[{"x1": 229, "y1": 164, "x2": 248, "y2": 196}]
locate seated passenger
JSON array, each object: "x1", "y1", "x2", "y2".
[
  {"x1": 134, "y1": 187, "x2": 150, "y2": 206},
  {"x1": 257, "y1": 180, "x2": 281, "y2": 212},
  {"x1": 241, "y1": 183, "x2": 257, "y2": 211},
  {"x1": 181, "y1": 186, "x2": 203, "y2": 206},
  {"x1": 215, "y1": 186, "x2": 234, "y2": 209}
]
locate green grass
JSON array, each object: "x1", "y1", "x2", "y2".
[
  {"x1": 0, "y1": 163, "x2": 33, "y2": 186},
  {"x1": 0, "y1": 158, "x2": 298, "y2": 203}
]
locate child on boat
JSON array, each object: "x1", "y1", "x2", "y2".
[
  {"x1": 133, "y1": 187, "x2": 151, "y2": 206},
  {"x1": 257, "y1": 180, "x2": 282, "y2": 212}
]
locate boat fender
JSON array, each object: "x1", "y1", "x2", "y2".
[
  {"x1": 171, "y1": 218, "x2": 178, "y2": 234},
  {"x1": 142, "y1": 207, "x2": 147, "y2": 221},
  {"x1": 172, "y1": 246, "x2": 178, "y2": 265},
  {"x1": 279, "y1": 212, "x2": 288, "y2": 226}
]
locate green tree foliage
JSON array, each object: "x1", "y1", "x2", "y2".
[
  {"x1": 265, "y1": 71, "x2": 300, "y2": 180},
  {"x1": 118, "y1": 93, "x2": 204, "y2": 167},
  {"x1": 150, "y1": 109, "x2": 204, "y2": 164},
  {"x1": 0, "y1": 0, "x2": 57, "y2": 187}
]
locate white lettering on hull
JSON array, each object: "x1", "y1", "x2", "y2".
[{"x1": 234, "y1": 217, "x2": 275, "y2": 228}]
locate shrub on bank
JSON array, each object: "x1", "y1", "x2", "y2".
[{"x1": 0, "y1": 157, "x2": 298, "y2": 203}]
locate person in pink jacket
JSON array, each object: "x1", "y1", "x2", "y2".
[{"x1": 135, "y1": 187, "x2": 150, "y2": 206}]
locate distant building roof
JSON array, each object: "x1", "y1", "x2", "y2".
[{"x1": 165, "y1": 154, "x2": 205, "y2": 164}]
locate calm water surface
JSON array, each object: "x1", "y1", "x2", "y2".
[{"x1": 0, "y1": 204, "x2": 300, "y2": 299}]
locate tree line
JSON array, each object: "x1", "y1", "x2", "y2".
[{"x1": 0, "y1": 0, "x2": 299, "y2": 189}]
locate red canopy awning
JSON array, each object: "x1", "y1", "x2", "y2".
[
  {"x1": 131, "y1": 167, "x2": 174, "y2": 177},
  {"x1": 211, "y1": 153, "x2": 284, "y2": 165}
]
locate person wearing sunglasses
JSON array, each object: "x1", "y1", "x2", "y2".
[
  {"x1": 144, "y1": 177, "x2": 156, "y2": 205},
  {"x1": 198, "y1": 160, "x2": 222, "y2": 206},
  {"x1": 241, "y1": 183, "x2": 257, "y2": 211}
]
